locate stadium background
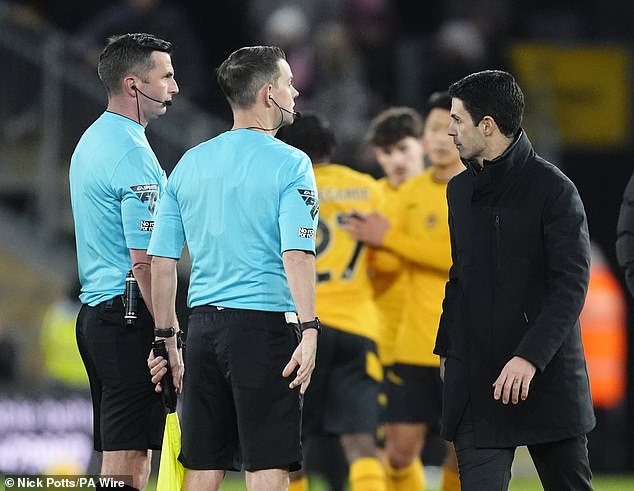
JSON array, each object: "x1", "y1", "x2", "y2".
[{"x1": 0, "y1": 0, "x2": 633, "y2": 488}]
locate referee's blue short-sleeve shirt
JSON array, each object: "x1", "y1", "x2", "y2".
[
  {"x1": 149, "y1": 129, "x2": 318, "y2": 312},
  {"x1": 70, "y1": 112, "x2": 166, "y2": 306}
]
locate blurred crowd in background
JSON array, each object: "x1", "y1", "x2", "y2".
[
  {"x1": 1, "y1": 0, "x2": 634, "y2": 480},
  {"x1": 7, "y1": 0, "x2": 634, "y2": 166}
]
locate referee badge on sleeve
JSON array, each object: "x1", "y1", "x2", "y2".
[
  {"x1": 131, "y1": 184, "x2": 159, "y2": 214},
  {"x1": 140, "y1": 220, "x2": 154, "y2": 231},
  {"x1": 298, "y1": 189, "x2": 319, "y2": 219},
  {"x1": 298, "y1": 227, "x2": 315, "y2": 239}
]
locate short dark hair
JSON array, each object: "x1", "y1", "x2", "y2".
[
  {"x1": 277, "y1": 113, "x2": 336, "y2": 163},
  {"x1": 367, "y1": 107, "x2": 424, "y2": 148},
  {"x1": 448, "y1": 70, "x2": 524, "y2": 138},
  {"x1": 423, "y1": 91, "x2": 452, "y2": 118},
  {"x1": 217, "y1": 46, "x2": 286, "y2": 109},
  {"x1": 97, "y1": 33, "x2": 172, "y2": 97}
]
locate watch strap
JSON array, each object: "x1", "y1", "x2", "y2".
[
  {"x1": 154, "y1": 327, "x2": 176, "y2": 338},
  {"x1": 299, "y1": 317, "x2": 321, "y2": 334}
]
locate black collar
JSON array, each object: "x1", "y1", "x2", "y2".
[{"x1": 463, "y1": 130, "x2": 532, "y2": 178}]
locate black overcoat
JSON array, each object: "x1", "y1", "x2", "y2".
[
  {"x1": 616, "y1": 171, "x2": 634, "y2": 296},
  {"x1": 434, "y1": 131, "x2": 596, "y2": 447}
]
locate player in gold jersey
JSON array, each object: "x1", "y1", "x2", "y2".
[
  {"x1": 366, "y1": 107, "x2": 425, "y2": 369},
  {"x1": 347, "y1": 94, "x2": 463, "y2": 491},
  {"x1": 278, "y1": 114, "x2": 387, "y2": 491}
]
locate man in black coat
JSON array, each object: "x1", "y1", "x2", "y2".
[
  {"x1": 617, "y1": 173, "x2": 634, "y2": 296},
  {"x1": 434, "y1": 70, "x2": 595, "y2": 491}
]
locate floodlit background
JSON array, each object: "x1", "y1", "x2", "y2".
[{"x1": 1, "y1": 0, "x2": 633, "y2": 489}]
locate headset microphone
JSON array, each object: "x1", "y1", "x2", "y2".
[
  {"x1": 244, "y1": 95, "x2": 299, "y2": 132},
  {"x1": 132, "y1": 85, "x2": 172, "y2": 106},
  {"x1": 269, "y1": 96, "x2": 300, "y2": 118}
]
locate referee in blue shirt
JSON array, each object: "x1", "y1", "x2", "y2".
[
  {"x1": 148, "y1": 46, "x2": 319, "y2": 491},
  {"x1": 69, "y1": 33, "x2": 178, "y2": 491}
]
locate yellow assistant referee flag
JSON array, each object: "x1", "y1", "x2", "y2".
[
  {"x1": 152, "y1": 339, "x2": 185, "y2": 491},
  {"x1": 157, "y1": 411, "x2": 185, "y2": 491}
]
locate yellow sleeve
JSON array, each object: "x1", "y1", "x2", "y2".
[
  {"x1": 368, "y1": 247, "x2": 402, "y2": 273},
  {"x1": 367, "y1": 181, "x2": 401, "y2": 272},
  {"x1": 382, "y1": 224, "x2": 452, "y2": 272},
  {"x1": 380, "y1": 181, "x2": 452, "y2": 272}
]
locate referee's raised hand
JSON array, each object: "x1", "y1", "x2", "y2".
[{"x1": 283, "y1": 329, "x2": 318, "y2": 394}]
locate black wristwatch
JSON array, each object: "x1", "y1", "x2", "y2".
[
  {"x1": 154, "y1": 327, "x2": 176, "y2": 338},
  {"x1": 299, "y1": 317, "x2": 321, "y2": 335}
]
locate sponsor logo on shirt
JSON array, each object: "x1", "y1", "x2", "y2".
[
  {"x1": 298, "y1": 227, "x2": 315, "y2": 239},
  {"x1": 140, "y1": 220, "x2": 154, "y2": 231},
  {"x1": 131, "y1": 184, "x2": 159, "y2": 214},
  {"x1": 298, "y1": 189, "x2": 319, "y2": 219}
]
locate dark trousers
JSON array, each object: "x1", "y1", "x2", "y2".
[{"x1": 453, "y1": 404, "x2": 594, "y2": 491}]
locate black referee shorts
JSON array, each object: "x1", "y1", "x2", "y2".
[
  {"x1": 179, "y1": 306, "x2": 302, "y2": 472},
  {"x1": 76, "y1": 297, "x2": 164, "y2": 452},
  {"x1": 302, "y1": 324, "x2": 381, "y2": 437},
  {"x1": 383, "y1": 363, "x2": 443, "y2": 429}
]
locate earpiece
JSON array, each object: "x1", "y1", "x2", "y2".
[
  {"x1": 247, "y1": 94, "x2": 300, "y2": 131},
  {"x1": 269, "y1": 95, "x2": 300, "y2": 118}
]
